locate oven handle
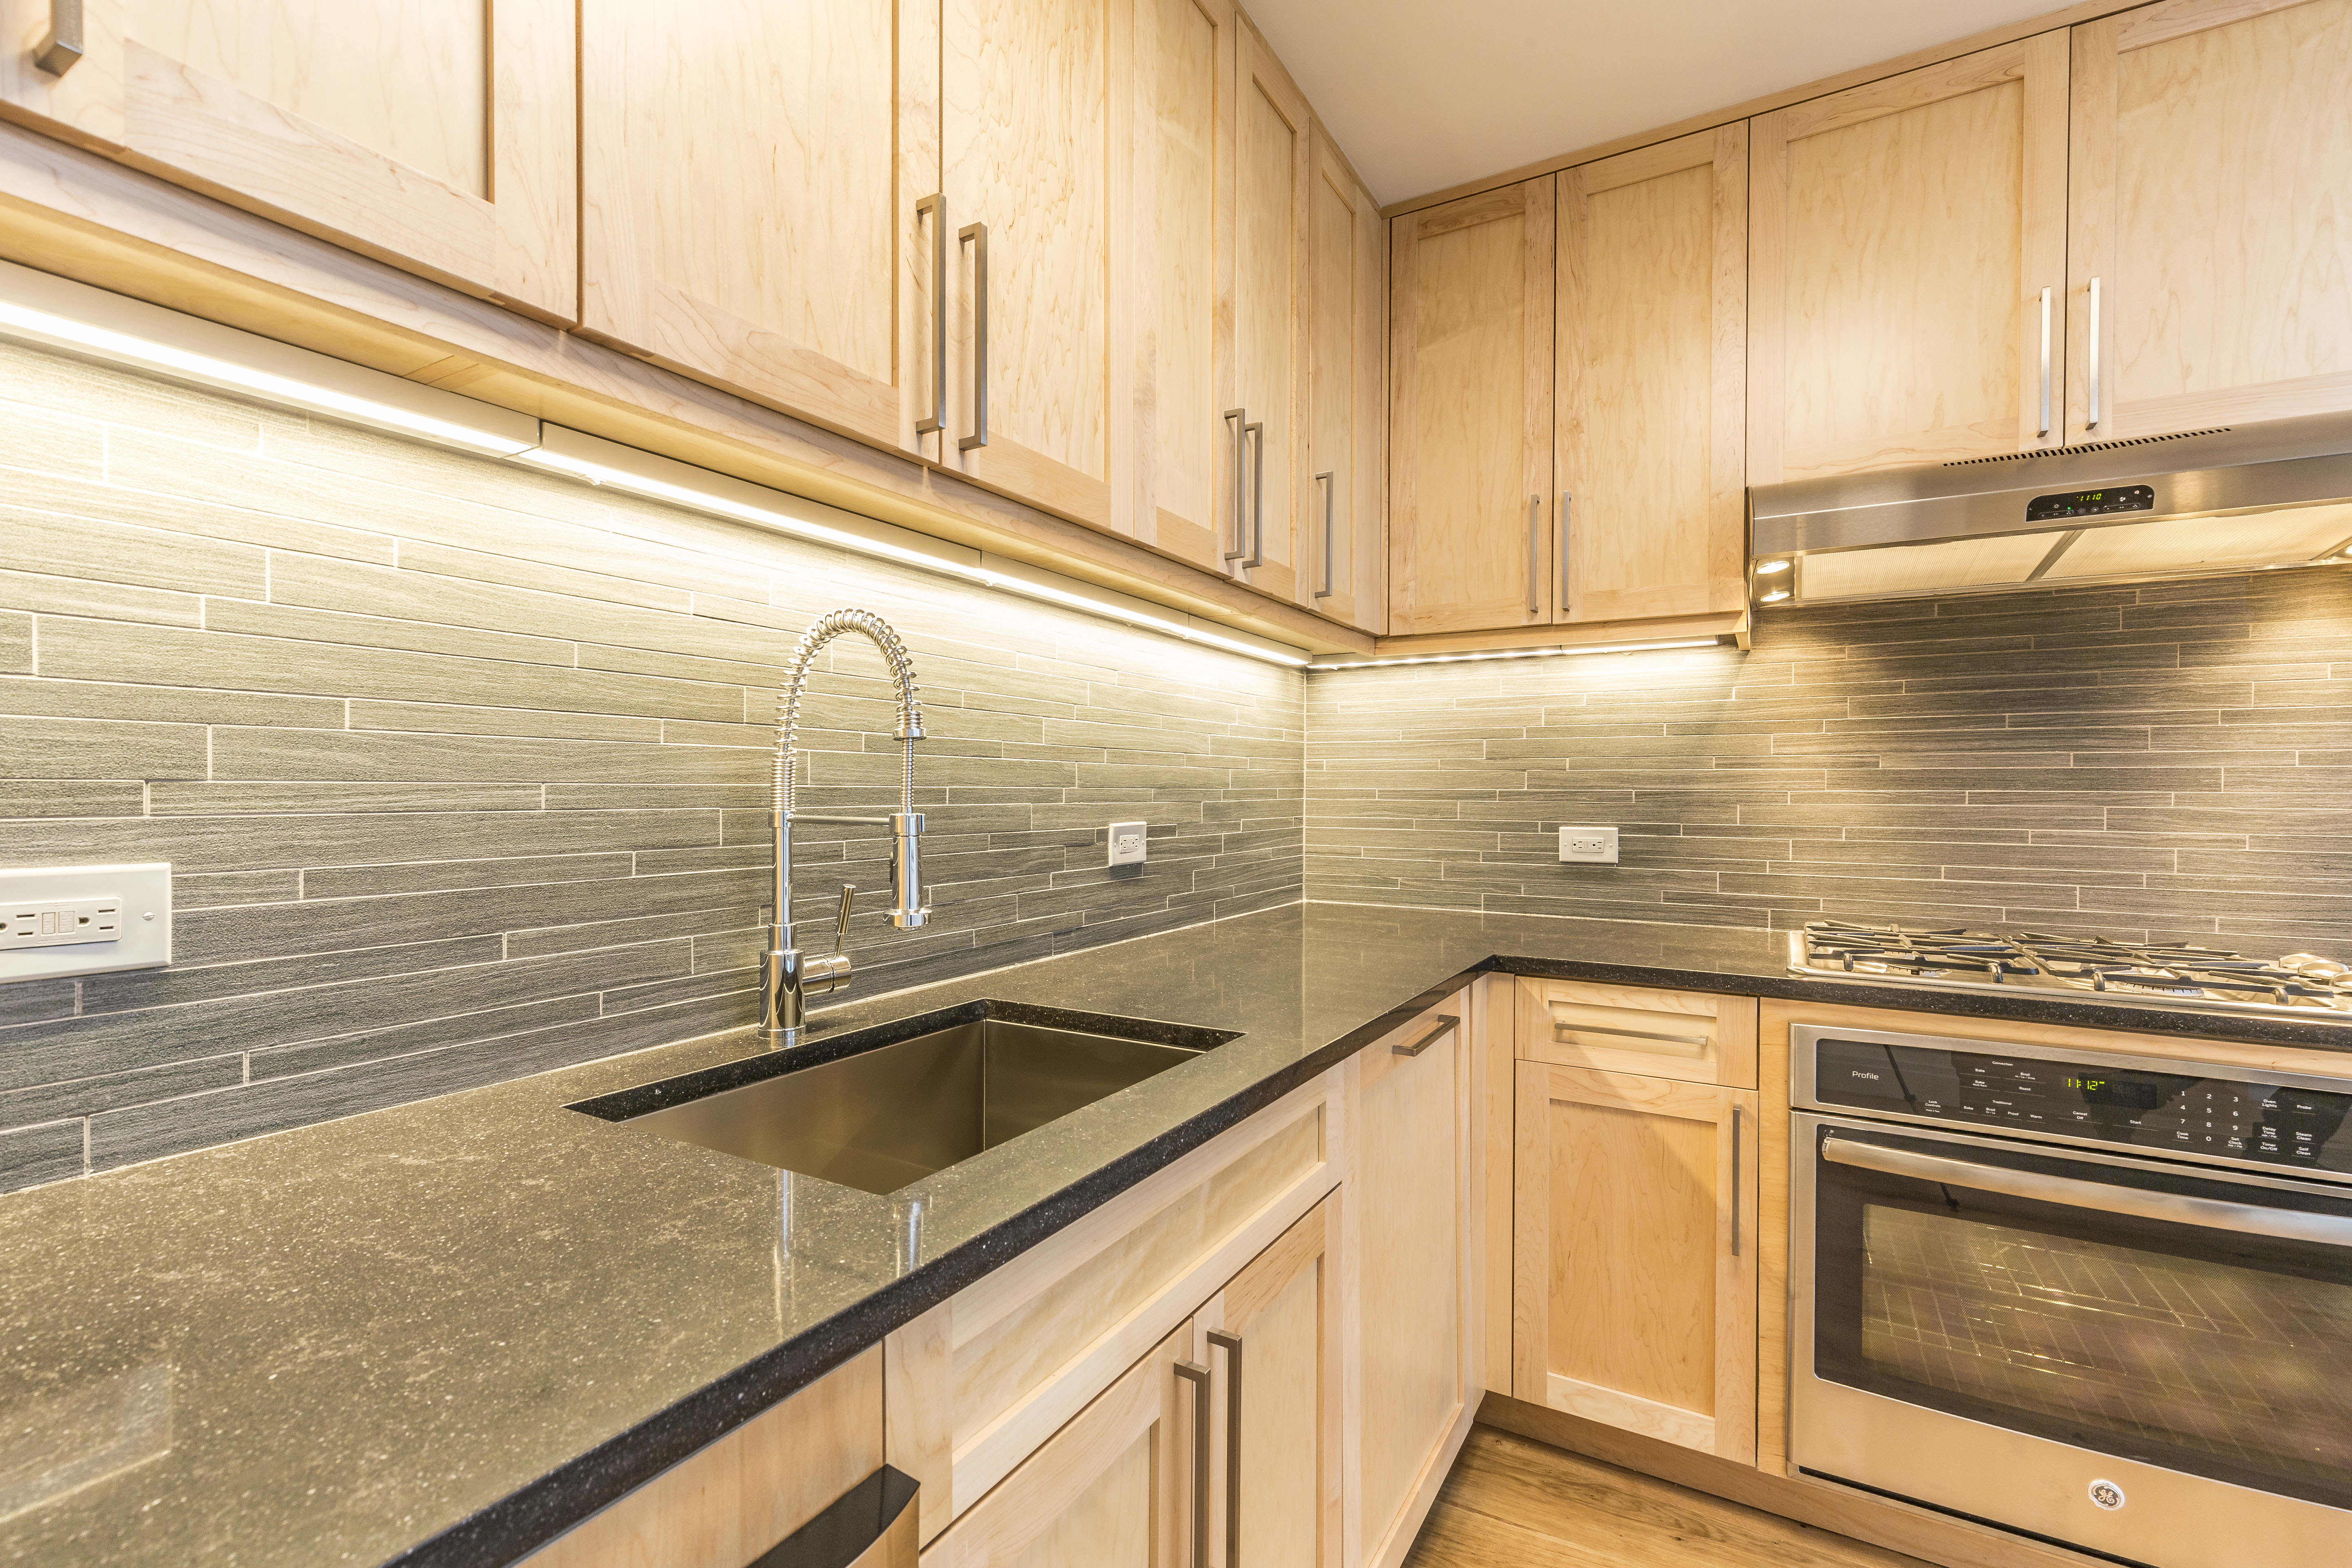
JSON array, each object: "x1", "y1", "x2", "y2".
[{"x1": 1822, "y1": 1137, "x2": 2352, "y2": 1249}]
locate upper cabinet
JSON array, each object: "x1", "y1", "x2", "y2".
[
  {"x1": 1388, "y1": 180, "x2": 1556, "y2": 635},
  {"x1": 0, "y1": 0, "x2": 577, "y2": 319},
  {"x1": 1555, "y1": 127, "x2": 1747, "y2": 625},
  {"x1": 936, "y1": 0, "x2": 1135, "y2": 533},
  {"x1": 1136, "y1": 0, "x2": 1238, "y2": 575},
  {"x1": 2068, "y1": 0, "x2": 2352, "y2": 441},
  {"x1": 1304, "y1": 124, "x2": 1385, "y2": 632},
  {"x1": 1227, "y1": 21, "x2": 1309, "y2": 604},
  {"x1": 1748, "y1": 36, "x2": 2071, "y2": 482},
  {"x1": 579, "y1": 0, "x2": 936, "y2": 454}
]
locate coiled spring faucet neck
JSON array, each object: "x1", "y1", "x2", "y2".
[{"x1": 764, "y1": 609, "x2": 928, "y2": 1046}]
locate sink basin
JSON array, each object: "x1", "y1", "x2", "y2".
[{"x1": 570, "y1": 1000, "x2": 1240, "y2": 1196}]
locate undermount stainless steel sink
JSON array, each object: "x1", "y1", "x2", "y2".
[{"x1": 570, "y1": 1000, "x2": 1240, "y2": 1196}]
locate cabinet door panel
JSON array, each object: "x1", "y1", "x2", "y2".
[
  {"x1": 922, "y1": 1321, "x2": 1189, "y2": 1568},
  {"x1": 1389, "y1": 181, "x2": 1555, "y2": 634},
  {"x1": 0, "y1": 0, "x2": 575, "y2": 318},
  {"x1": 2069, "y1": 0, "x2": 2352, "y2": 439},
  {"x1": 1200, "y1": 1198, "x2": 1339, "y2": 1568},
  {"x1": 1512, "y1": 1062, "x2": 1757, "y2": 1464},
  {"x1": 1305, "y1": 127, "x2": 1383, "y2": 632},
  {"x1": 1557, "y1": 127, "x2": 1746, "y2": 626},
  {"x1": 1750, "y1": 36, "x2": 2069, "y2": 481},
  {"x1": 1351, "y1": 1008, "x2": 1469, "y2": 1566},
  {"x1": 580, "y1": 0, "x2": 935, "y2": 452},
  {"x1": 1138, "y1": 0, "x2": 1235, "y2": 570},
  {"x1": 1230, "y1": 22, "x2": 1306, "y2": 603},
  {"x1": 942, "y1": 0, "x2": 1129, "y2": 530}
]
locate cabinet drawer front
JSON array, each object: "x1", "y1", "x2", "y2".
[
  {"x1": 1516, "y1": 978, "x2": 1756, "y2": 1087},
  {"x1": 888, "y1": 1071, "x2": 1341, "y2": 1539}
]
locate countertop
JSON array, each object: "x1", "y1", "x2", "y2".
[{"x1": 6, "y1": 902, "x2": 2349, "y2": 1568}]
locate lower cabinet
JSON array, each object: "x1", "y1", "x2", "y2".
[
  {"x1": 1510, "y1": 1061, "x2": 1758, "y2": 1465},
  {"x1": 1348, "y1": 1005, "x2": 1472, "y2": 1568},
  {"x1": 922, "y1": 1319, "x2": 1194, "y2": 1568},
  {"x1": 1197, "y1": 1197, "x2": 1343, "y2": 1568}
]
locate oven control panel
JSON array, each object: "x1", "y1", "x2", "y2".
[{"x1": 1811, "y1": 1035, "x2": 2352, "y2": 1175}]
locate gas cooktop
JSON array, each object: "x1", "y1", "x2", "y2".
[{"x1": 1789, "y1": 920, "x2": 2352, "y2": 1020}]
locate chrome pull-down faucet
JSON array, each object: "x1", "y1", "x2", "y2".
[{"x1": 764, "y1": 609, "x2": 928, "y2": 1045}]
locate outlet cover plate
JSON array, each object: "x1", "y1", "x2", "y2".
[
  {"x1": 1108, "y1": 821, "x2": 1148, "y2": 867},
  {"x1": 1558, "y1": 826, "x2": 1619, "y2": 864},
  {"x1": 0, "y1": 863, "x2": 172, "y2": 982}
]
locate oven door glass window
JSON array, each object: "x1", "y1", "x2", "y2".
[{"x1": 1811, "y1": 1126, "x2": 2352, "y2": 1509}]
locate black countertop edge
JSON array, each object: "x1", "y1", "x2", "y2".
[
  {"x1": 382, "y1": 972, "x2": 1477, "y2": 1568},
  {"x1": 383, "y1": 937, "x2": 2352, "y2": 1567},
  {"x1": 1479, "y1": 954, "x2": 2352, "y2": 1051}
]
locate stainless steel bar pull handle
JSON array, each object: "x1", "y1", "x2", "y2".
[
  {"x1": 915, "y1": 195, "x2": 947, "y2": 438},
  {"x1": 1558, "y1": 491, "x2": 1572, "y2": 611},
  {"x1": 1525, "y1": 493, "x2": 1541, "y2": 615},
  {"x1": 1728, "y1": 1104, "x2": 1742, "y2": 1257},
  {"x1": 1314, "y1": 471, "x2": 1335, "y2": 599},
  {"x1": 1174, "y1": 1360, "x2": 1212, "y2": 1568},
  {"x1": 1397, "y1": 1015, "x2": 1458, "y2": 1057},
  {"x1": 2037, "y1": 285, "x2": 2053, "y2": 438},
  {"x1": 1207, "y1": 1329, "x2": 1243, "y2": 1568},
  {"x1": 1823, "y1": 1136, "x2": 2352, "y2": 1249},
  {"x1": 36, "y1": 0, "x2": 81, "y2": 75},
  {"x1": 1223, "y1": 409, "x2": 1249, "y2": 563},
  {"x1": 959, "y1": 223, "x2": 989, "y2": 451},
  {"x1": 2087, "y1": 275, "x2": 2103, "y2": 432},
  {"x1": 1241, "y1": 421, "x2": 1265, "y2": 569}
]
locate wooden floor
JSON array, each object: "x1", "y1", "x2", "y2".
[{"x1": 1402, "y1": 1427, "x2": 1933, "y2": 1568}]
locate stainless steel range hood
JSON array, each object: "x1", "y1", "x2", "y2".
[{"x1": 1748, "y1": 412, "x2": 2352, "y2": 605}]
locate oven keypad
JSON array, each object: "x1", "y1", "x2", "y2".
[{"x1": 1813, "y1": 1038, "x2": 2352, "y2": 1174}]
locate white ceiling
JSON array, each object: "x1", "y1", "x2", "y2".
[{"x1": 1244, "y1": 0, "x2": 2057, "y2": 205}]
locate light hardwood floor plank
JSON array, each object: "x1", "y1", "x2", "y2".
[{"x1": 1401, "y1": 1428, "x2": 1932, "y2": 1568}]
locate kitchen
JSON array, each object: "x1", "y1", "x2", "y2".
[{"x1": 0, "y1": 1, "x2": 2346, "y2": 1566}]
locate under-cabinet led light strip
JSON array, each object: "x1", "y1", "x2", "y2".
[
  {"x1": 0, "y1": 257, "x2": 540, "y2": 457},
  {"x1": 1308, "y1": 637, "x2": 1727, "y2": 670},
  {"x1": 0, "y1": 261, "x2": 1312, "y2": 668}
]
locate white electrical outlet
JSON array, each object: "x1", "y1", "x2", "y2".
[
  {"x1": 1558, "y1": 826, "x2": 1619, "y2": 864},
  {"x1": 1108, "y1": 821, "x2": 1148, "y2": 867},
  {"x1": 0, "y1": 864, "x2": 172, "y2": 982}
]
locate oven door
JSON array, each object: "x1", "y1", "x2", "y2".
[{"x1": 1791, "y1": 1112, "x2": 2352, "y2": 1567}]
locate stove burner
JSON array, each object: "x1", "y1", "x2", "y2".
[{"x1": 1790, "y1": 921, "x2": 2352, "y2": 1021}]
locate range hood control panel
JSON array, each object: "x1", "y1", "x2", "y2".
[{"x1": 2025, "y1": 483, "x2": 2156, "y2": 523}]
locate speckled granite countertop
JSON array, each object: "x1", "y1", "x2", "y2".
[{"x1": 7, "y1": 902, "x2": 2348, "y2": 1568}]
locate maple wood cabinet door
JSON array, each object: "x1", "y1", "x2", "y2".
[
  {"x1": 1555, "y1": 126, "x2": 1746, "y2": 626},
  {"x1": 0, "y1": 0, "x2": 575, "y2": 318},
  {"x1": 1388, "y1": 180, "x2": 1556, "y2": 635},
  {"x1": 579, "y1": 0, "x2": 938, "y2": 453},
  {"x1": 920, "y1": 1322, "x2": 1192, "y2": 1568},
  {"x1": 1513, "y1": 1061, "x2": 1759, "y2": 1466},
  {"x1": 1196, "y1": 1199, "x2": 1342, "y2": 1568},
  {"x1": 1303, "y1": 125, "x2": 1384, "y2": 633},
  {"x1": 1349, "y1": 1009, "x2": 1471, "y2": 1568},
  {"x1": 2068, "y1": 0, "x2": 2352, "y2": 441},
  {"x1": 1749, "y1": 35, "x2": 2071, "y2": 481},
  {"x1": 938, "y1": 0, "x2": 1135, "y2": 533},
  {"x1": 1226, "y1": 20, "x2": 1308, "y2": 603},
  {"x1": 1135, "y1": 0, "x2": 1238, "y2": 571}
]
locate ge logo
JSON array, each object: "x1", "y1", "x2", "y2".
[{"x1": 2087, "y1": 1479, "x2": 2127, "y2": 1511}]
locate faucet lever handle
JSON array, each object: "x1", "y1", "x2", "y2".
[{"x1": 832, "y1": 883, "x2": 856, "y2": 953}]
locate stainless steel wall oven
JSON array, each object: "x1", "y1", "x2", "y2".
[{"x1": 1789, "y1": 1023, "x2": 2352, "y2": 1567}]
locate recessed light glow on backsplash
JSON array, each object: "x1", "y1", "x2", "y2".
[{"x1": 0, "y1": 259, "x2": 1313, "y2": 670}]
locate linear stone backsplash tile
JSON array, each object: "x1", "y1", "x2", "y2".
[
  {"x1": 0, "y1": 342, "x2": 1303, "y2": 1191},
  {"x1": 1308, "y1": 571, "x2": 2352, "y2": 954}
]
